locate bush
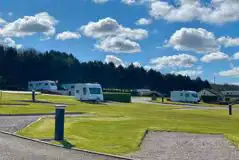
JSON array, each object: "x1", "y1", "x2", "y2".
[
  {"x1": 201, "y1": 96, "x2": 218, "y2": 103},
  {"x1": 103, "y1": 92, "x2": 131, "y2": 103}
]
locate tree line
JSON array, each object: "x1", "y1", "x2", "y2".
[{"x1": 0, "y1": 45, "x2": 210, "y2": 95}]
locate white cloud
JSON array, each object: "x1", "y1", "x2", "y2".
[
  {"x1": 96, "y1": 36, "x2": 141, "y2": 53},
  {"x1": 171, "y1": 69, "x2": 203, "y2": 78},
  {"x1": 149, "y1": 0, "x2": 239, "y2": 24},
  {"x1": 80, "y1": 17, "x2": 148, "y2": 40},
  {"x1": 8, "y1": 12, "x2": 13, "y2": 16},
  {"x1": 217, "y1": 36, "x2": 239, "y2": 47},
  {"x1": 0, "y1": 12, "x2": 58, "y2": 37},
  {"x1": 93, "y1": 0, "x2": 109, "y2": 4},
  {"x1": 0, "y1": 37, "x2": 22, "y2": 49},
  {"x1": 0, "y1": 18, "x2": 6, "y2": 26},
  {"x1": 232, "y1": 52, "x2": 239, "y2": 60},
  {"x1": 167, "y1": 28, "x2": 218, "y2": 53},
  {"x1": 135, "y1": 18, "x2": 152, "y2": 25},
  {"x1": 105, "y1": 55, "x2": 125, "y2": 67},
  {"x1": 219, "y1": 67, "x2": 239, "y2": 77},
  {"x1": 56, "y1": 31, "x2": 81, "y2": 40},
  {"x1": 150, "y1": 54, "x2": 197, "y2": 69},
  {"x1": 200, "y1": 52, "x2": 229, "y2": 63},
  {"x1": 132, "y1": 61, "x2": 141, "y2": 67}
]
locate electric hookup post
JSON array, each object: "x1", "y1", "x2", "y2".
[
  {"x1": 32, "y1": 90, "x2": 35, "y2": 102},
  {"x1": 55, "y1": 105, "x2": 68, "y2": 141},
  {"x1": 229, "y1": 104, "x2": 232, "y2": 115}
]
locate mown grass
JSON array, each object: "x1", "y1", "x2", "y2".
[{"x1": 3, "y1": 92, "x2": 239, "y2": 155}]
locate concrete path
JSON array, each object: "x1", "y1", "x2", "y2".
[
  {"x1": 0, "y1": 132, "x2": 131, "y2": 160},
  {"x1": 0, "y1": 116, "x2": 39, "y2": 133},
  {"x1": 128, "y1": 132, "x2": 239, "y2": 160},
  {"x1": 131, "y1": 97, "x2": 239, "y2": 111}
]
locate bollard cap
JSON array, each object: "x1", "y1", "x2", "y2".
[{"x1": 55, "y1": 104, "x2": 68, "y2": 109}]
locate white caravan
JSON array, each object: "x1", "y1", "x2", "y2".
[
  {"x1": 74, "y1": 83, "x2": 104, "y2": 102},
  {"x1": 170, "y1": 91, "x2": 200, "y2": 103},
  {"x1": 28, "y1": 80, "x2": 57, "y2": 91}
]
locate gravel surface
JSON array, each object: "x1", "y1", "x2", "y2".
[
  {"x1": 0, "y1": 116, "x2": 39, "y2": 133},
  {"x1": 0, "y1": 132, "x2": 131, "y2": 160},
  {"x1": 128, "y1": 132, "x2": 239, "y2": 160}
]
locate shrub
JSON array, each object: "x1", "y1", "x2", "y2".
[{"x1": 103, "y1": 92, "x2": 131, "y2": 103}]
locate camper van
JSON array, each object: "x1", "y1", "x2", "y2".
[
  {"x1": 28, "y1": 80, "x2": 57, "y2": 91},
  {"x1": 170, "y1": 91, "x2": 200, "y2": 103},
  {"x1": 74, "y1": 83, "x2": 104, "y2": 102}
]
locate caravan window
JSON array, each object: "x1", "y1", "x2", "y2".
[
  {"x1": 83, "y1": 87, "x2": 87, "y2": 95},
  {"x1": 50, "y1": 83, "x2": 56, "y2": 86},
  {"x1": 89, "y1": 88, "x2": 101, "y2": 94},
  {"x1": 191, "y1": 93, "x2": 198, "y2": 98},
  {"x1": 180, "y1": 93, "x2": 183, "y2": 96},
  {"x1": 45, "y1": 83, "x2": 48, "y2": 86},
  {"x1": 185, "y1": 93, "x2": 189, "y2": 97},
  {"x1": 76, "y1": 90, "x2": 79, "y2": 94}
]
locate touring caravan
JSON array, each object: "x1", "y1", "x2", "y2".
[
  {"x1": 28, "y1": 80, "x2": 57, "y2": 92},
  {"x1": 170, "y1": 91, "x2": 200, "y2": 103},
  {"x1": 74, "y1": 83, "x2": 104, "y2": 102}
]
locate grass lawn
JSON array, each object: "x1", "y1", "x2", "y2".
[{"x1": 2, "y1": 92, "x2": 239, "y2": 155}]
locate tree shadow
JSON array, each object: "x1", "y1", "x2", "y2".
[{"x1": 59, "y1": 140, "x2": 75, "y2": 149}]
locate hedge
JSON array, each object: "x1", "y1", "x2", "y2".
[
  {"x1": 200, "y1": 96, "x2": 218, "y2": 103},
  {"x1": 103, "y1": 92, "x2": 131, "y2": 103}
]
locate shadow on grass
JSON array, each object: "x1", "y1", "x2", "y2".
[{"x1": 59, "y1": 140, "x2": 75, "y2": 149}]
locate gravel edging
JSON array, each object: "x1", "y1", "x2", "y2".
[
  {"x1": 0, "y1": 130, "x2": 134, "y2": 160},
  {"x1": 128, "y1": 131, "x2": 239, "y2": 160}
]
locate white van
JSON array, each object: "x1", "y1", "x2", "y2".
[
  {"x1": 170, "y1": 91, "x2": 200, "y2": 103},
  {"x1": 74, "y1": 83, "x2": 104, "y2": 102},
  {"x1": 28, "y1": 80, "x2": 57, "y2": 91}
]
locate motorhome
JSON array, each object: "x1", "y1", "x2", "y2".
[
  {"x1": 28, "y1": 80, "x2": 57, "y2": 92},
  {"x1": 170, "y1": 91, "x2": 200, "y2": 103},
  {"x1": 74, "y1": 83, "x2": 104, "y2": 102}
]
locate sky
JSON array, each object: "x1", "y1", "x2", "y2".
[{"x1": 0, "y1": 0, "x2": 239, "y2": 84}]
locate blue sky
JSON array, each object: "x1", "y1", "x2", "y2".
[{"x1": 1, "y1": 0, "x2": 239, "y2": 84}]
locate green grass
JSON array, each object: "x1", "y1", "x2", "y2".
[{"x1": 3, "y1": 92, "x2": 239, "y2": 155}]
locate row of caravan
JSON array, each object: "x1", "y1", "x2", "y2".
[{"x1": 28, "y1": 81, "x2": 104, "y2": 102}]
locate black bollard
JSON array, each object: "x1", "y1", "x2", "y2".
[
  {"x1": 32, "y1": 90, "x2": 35, "y2": 102},
  {"x1": 229, "y1": 104, "x2": 232, "y2": 115},
  {"x1": 162, "y1": 96, "x2": 164, "y2": 103},
  {"x1": 55, "y1": 105, "x2": 67, "y2": 141}
]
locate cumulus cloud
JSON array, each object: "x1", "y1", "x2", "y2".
[
  {"x1": 135, "y1": 18, "x2": 152, "y2": 25},
  {"x1": 217, "y1": 36, "x2": 239, "y2": 47},
  {"x1": 105, "y1": 55, "x2": 125, "y2": 67},
  {"x1": 0, "y1": 12, "x2": 58, "y2": 37},
  {"x1": 171, "y1": 69, "x2": 203, "y2": 78},
  {"x1": 167, "y1": 28, "x2": 218, "y2": 53},
  {"x1": 149, "y1": 0, "x2": 239, "y2": 24},
  {"x1": 0, "y1": 18, "x2": 6, "y2": 26},
  {"x1": 200, "y1": 52, "x2": 229, "y2": 63},
  {"x1": 95, "y1": 36, "x2": 141, "y2": 53},
  {"x1": 56, "y1": 31, "x2": 81, "y2": 40},
  {"x1": 132, "y1": 61, "x2": 141, "y2": 67},
  {"x1": 150, "y1": 54, "x2": 197, "y2": 70},
  {"x1": 219, "y1": 67, "x2": 239, "y2": 77},
  {"x1": 0, "y1": 37, "x2": 22, "y2": 49},
  {"x1": 80, "y1": 17, "x2": 148, "y2": 40},
  {"x1": 93, "y1": 0, "x2": 109, "y2": 4},
  {"x1": 232, "y1": 52, "x2": 239, "y2": 60}
]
